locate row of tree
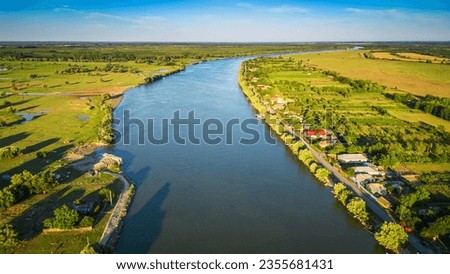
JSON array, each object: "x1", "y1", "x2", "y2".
[
  {"x1": 333, "y1": 183, "x2": 371, "y2": 227},
  {"x1": 388, "y1": 93, "x2": 450, "y2": 121},
  {"x1": 297, "y1": 149, "x2": 330, "y2": 184},
  {"x1": 0, "y1": 170, "x2": 57, "y2": 211},
  {"x1": 97, "y1": 94, "x2": 114, "y2": 144}
]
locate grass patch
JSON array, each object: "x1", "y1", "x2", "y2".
[
  {"x1": 389, "y1": 109, "x2": 450, "y2": 132},
  {"x1": 404, "y1": 163, "x2": 450, "y2": 174}
]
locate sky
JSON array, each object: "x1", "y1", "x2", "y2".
[{"x1": 0, "y1": 0, "x2": 449, "y2": 42}]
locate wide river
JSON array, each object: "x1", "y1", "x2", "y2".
[{"x1": 105, "y1": 57, "x2": 380, "y2": 253}]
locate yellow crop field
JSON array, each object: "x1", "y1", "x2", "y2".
[{"x1": 295, "y1": 50, "x2": 450, "y2": 98}]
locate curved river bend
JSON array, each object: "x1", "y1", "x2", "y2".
[{"x1": 104, "y1": 57, "x2": 380, "y2": 253}]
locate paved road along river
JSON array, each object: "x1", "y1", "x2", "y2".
[{"x1": 103, "y1": 57, "x2": 382, "y2": 253}]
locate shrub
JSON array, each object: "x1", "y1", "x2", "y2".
[
  {"x1": 0, "y1": 224, "x2": 18, "y2": 253},
  {"x1": 79, "y1": 216, "x2": 94, "y2": 228},
  {"x1": 43, "y1": 205, "x2": 80, "y2": 230},
  {"x1": 0, "y1": 146, "x2": 21, "y2": 159}
]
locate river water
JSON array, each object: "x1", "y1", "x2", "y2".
[{"x1": 106, "y1": 57, "x2": 380, "y2": 253}]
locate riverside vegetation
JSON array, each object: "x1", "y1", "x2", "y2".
[{"x1": 239, "y1": 45, "x2": 450, "y2": 253}]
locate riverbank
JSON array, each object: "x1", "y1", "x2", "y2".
[
  {"x1": 99, "y1": 172, "x2": 134, "y2": 251},
  {"x1": 238, "y1": 57, "x2": 435, "y2": 254},
  {"x1": 237, "y1": 61, "x2": 390, "y2": 248}
]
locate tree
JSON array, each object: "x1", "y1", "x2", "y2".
[
  {"x1": 43, "y1": 205, "x2": 80, "y2": 230},
  {"x1": 346, "y1": 197, "x2": 370, "y2": 225},
  {"x1": 421, "y1": 215, "x2": 450, "y2": 240},
  {"x1": 396, "y1": 188, "x2": 430, "y2": 229},
  {"x1": 315, "y1": 168, "x2": 330, "y2": 183},
  {"x1": 0, "y1": 146, "x2": 21, "y2": 159},
  {"x1": 0, "y1": 188, "x2": 15, "y2": 211},
  {"x1": 0, "y1": 224, "x2": 18, "y2": 253},
  {"x1": 333, "y1": 183, "x2": 352, "y2": 205},
  {"x1": 374, "y1": 222, "x2": 408, "y2": 253}
]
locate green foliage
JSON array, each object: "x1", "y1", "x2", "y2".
[
  {"x1": 0, "y1": 188, "x2": 15, "y2": 211},
  {"x1": 98, "y1": 100, "x2": 114, "y2": 144},
  {"x1": 309, "y1": 162, "x2": 318, "y2": 173},
  {"x1": 346, "y1": 197, "x2": 370, "y2": 225},
  {"x1": 79, "y1": 216, "x2": 95, "y2": 228},
  {"x1": 43, "y1": 205, "x2": 80, "y2": 230},
  {"x1": 333, "y1": 183, "x2": 352, "y2": 205},
  {"x1": 11, "y1": 169, "x2": 57, "y2": 195},
  {"x1": 0, "y1": 146, "x2": 21, "y2": 159},
  {"x1": 420, "y1": 215, "x2": 450, "y2": 239},
  {"x1": 80, "y1": 243, "x2": 97, "y2": 254},
  {"x1": 374, "y1": 222, "x2": 408, "y2": 253},
  {"x1": 107, "y1": 163, "x2": 121, "y2": 173},
  {"x1": 0, "y1": 224, "x2": 18, "y2": 254},
  {"x1": 315, "y1": 167, "x2": 330, "y2": 183},
  {"x1": 396, "y1": 188, "x2": 430, "y2": 229},
  {"x1": 0, "y1": 170, "x2": 56, "y2": 210}
]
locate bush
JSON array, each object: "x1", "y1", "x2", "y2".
[
  {"x1": 79, "y1": 216, "x2": 94, "y2": 228},
  {"x1": 0, "y1": 188, "x2": 15, "y2": 211},
  {"x1": 43, "y1": 205, "x2": 80, "y2": 230},
  {"x1": 0, "y1": 146, "x2": 21, "y2": 159},
  {"x1": 0, "y1": 224, "x2": 18, "y2": 253}
]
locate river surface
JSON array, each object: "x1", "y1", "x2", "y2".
[{"x1": 105, "y1": 57, "x2": 380, "y2": 253}]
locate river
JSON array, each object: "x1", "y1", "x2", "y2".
[{"x1": 104, "y1": 57, "x2": 380, "y2": 253}]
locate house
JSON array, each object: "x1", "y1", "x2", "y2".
[
  {"x1": 257, "y1": 84, "x2": 270, "y2": 90},
  {"x1": 337, "y1": 153, "x2": 368, "y2": 164},
  {"x1": 272, "y1": 103, "x2": 285, "y2": 111},
  {"x1": 304, "y1": 129, "x2": 326, "y2": 139},
  {"x1": 70, "y1": 202, "x2": 97, "y2": 214},
  {"x1": 269, "y1": 96, "x2": 285, "y2": 105},
  {"x1": 352, "y1": 166, "x2": 381, "y2": 176},
  {"x1": 354, "y1": 173, "x2": 375, "y2": 185},
  {"x1": 367, "y1": 183, "x2": 387, "y2": 196}
]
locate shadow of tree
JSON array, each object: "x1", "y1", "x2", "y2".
[
  {"x1": 115, "y1": 182, "x2": 171, "y2": 254},
  {"x1": 0, "y1": 99, "x2": 32, "y2": 110},
  {"x1": 22, "y1": 138, "x2": 59, "y2": 154},
  {"x1": 11, "y1": 186, "x2": 86, "y2": 241},
  {"x1": 2, "y1": 143, "x2": 73, "y2": 175},
  {"x1": 0, "y1": 132, "x2": 30, "y2": 147},
  {"x1": 17, "y1": 105, "x2": 39, "y2": 112}
]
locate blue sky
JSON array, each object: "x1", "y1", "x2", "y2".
[{"x1": 1, "y1": 0, "x2": 449, "y2": 41}]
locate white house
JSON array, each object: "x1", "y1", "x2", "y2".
[
  {"x1": 352, "y1": 166, "x2": 381, "y2": 176},
  {"x1": 337, "y1": 154, "x2": 368, "y2": 164}
]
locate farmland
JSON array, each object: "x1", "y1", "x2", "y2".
[{"x1": 295, "y1": 50, "x2": 450, "y2": 98}]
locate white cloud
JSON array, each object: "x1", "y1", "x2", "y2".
[
  {"x1": 237, "y1": 2, "x2": 310, "y2": 14},
  {"x1": 345, "y1": 8, "x2": 401, "y2": 17}
]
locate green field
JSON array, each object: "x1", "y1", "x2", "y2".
[{"x1": 294, "y1": 50, "x2": 450, "y2": 98}]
